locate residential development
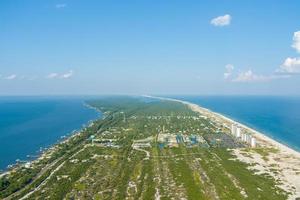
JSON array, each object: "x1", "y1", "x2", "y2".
[{"x1": 0, "y1": 97, "x2": 298, "y2": 200}]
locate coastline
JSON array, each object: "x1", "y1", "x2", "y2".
[
  {"x1": 1, "y1": 96, "x2": 299, "y2": 199},
  {"x1": 213, "y1": 111, "x2": 300, "y2": 153},
  {"x1": 144, "y1": 95, "x2": 300, "y2": 199},
  {"x1": 143, "y1": 95, "x2": 300, "y2": 155},
  {"x1": 0, "y1": 102, "x2": 102, "y2": 176}
]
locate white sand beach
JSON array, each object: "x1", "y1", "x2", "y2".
[{"x1": 144, "y1": 95, "x2": 300, "y2": 199}]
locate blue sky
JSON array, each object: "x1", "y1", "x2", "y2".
[{"x1": 1, "y1": 0, "x2": 300, "y2": 95}]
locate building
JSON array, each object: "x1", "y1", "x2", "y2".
[
  {"x1": 231, "y1": 123, "x2": 242, "y2": 138},
  {"x1": 231, "y1": 123, "x2": 257, "y2": 148},
  {"x1": 236, "y1": 127, "x2": 241, "y2": 138},
  {"x1": 24, "y1": 162, "x2": 31, "y2": 169},
  {"x1": 250, "y1": 137, "x2": 256, "y2": 147},
  {"x1": 231, "y1": 124, "x2": 237, "y2": 136},
  {"x1": 241, "y1": 133, "x2": 247, "y2": 142}
]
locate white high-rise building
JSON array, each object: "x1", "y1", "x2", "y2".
[
  {"x1": 236, "y1": 127, "x2": 241, "y2": 138},
  {"x1": 245, "y1": 134, "x2": 250, "y2": 143},
  {"x1": 231, "y1": 123, "x2": 256, "y2": 148},
  {"x1": 250, "y1": 137, "x2": 256, "y2": 147},
  {"x1": 231, "y1": 124, "x2": 235, "y2": 135},
  {"x1": 242, "y1": 133, "x2": 247, "y2": 142},
  {"x1": 231, "y1": 124, "x2": 237, "y2": 136}
]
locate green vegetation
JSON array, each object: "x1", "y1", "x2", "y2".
[
  {"x1": 251, "y1": 147, "x2": 279, "y2": 161},
  {"x1": 0, "y1": 96, "x2": 288, "y2": 199}
]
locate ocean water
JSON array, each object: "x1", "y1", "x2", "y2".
[
  {"x1": 0, "y1": 96, "x2": 101, "y2": 170},
  {"x1": 171, "y1": 96, "x2": 300, "y2": 152}
]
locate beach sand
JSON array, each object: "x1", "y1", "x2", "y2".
[{"x1": 144, "y1": 95, "x2": 300, "y2": 199}]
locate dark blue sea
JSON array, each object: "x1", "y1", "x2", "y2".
[
  {"x1": 0, "y1": 96, "x2": 101, "y2": 170},
  {"x1": 170, "y1": 96, "x2": 300, "y2": 152}
]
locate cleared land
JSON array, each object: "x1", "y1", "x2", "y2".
[{"x1": 0, "y1": 96, "x2": 296, "y2": 200}]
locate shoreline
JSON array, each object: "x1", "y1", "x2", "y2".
[
  {"x1": 0, "y1": 102, "x2": 102, "y2": 176},
  {"x1": 144, "y1": 95, "x2": 300, "y2": 198},
  {"x1": 215, "y1": 112, "x2": 300, "y2": 153},
  {"x1": 1, "y1": 96, "x2": 299, "y2": 199},
  {"x1": 143, "y1": 95, "x2": 300, "y2": 155}
]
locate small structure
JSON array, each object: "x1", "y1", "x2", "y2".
[
  {"x1": 24, "y1": 162, "x2": 31, "y2": 169},
  {"x1": 132, "y1": 143, "x2": 151, "y2": 148},
  {"x1": 88, "y1": 135, "x2": 95, "y2": 142}
]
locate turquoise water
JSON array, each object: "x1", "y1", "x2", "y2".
[
  {"x1": 170, "y1": 96, "x2": 300, "y2": 152},
  {"x1": 0, "y1": 97, "x2": 101, "y2": 170}
]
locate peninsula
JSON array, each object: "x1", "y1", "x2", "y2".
[{"x1": 0, "y1": 96, "x2": 299, "y2": 200}]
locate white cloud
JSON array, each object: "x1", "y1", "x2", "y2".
[
  {"x1": 224, "y1": 64, "x2": 234, "y2": 79},
  {"x1": 277, "y1": 57, "x2": 300, "y2": 74},
  {"x1": 46, "y1": 70, "x2": 74, "y2": 79},
  {"x1": 1, "y1": 70, "x2": 74, "y2": 81},
  {"x1": 61, "y1": 70, "x2": 73, "y2": 79},
  {"x1": 232, "y1": 70, "x2": 289, "y2": 82},
  {"x1": 1, "y1": 74, "x2": 39, "y2": 81},
  {"x1": 211, "y1": 14, "x2": 231, "y2": 27},
  {"x1": 276, "y1": 30, "x2": 300, "y2": 74},
  {"x1": 292, "y1": 31, "x2": 300, "y2": 53},
  {"x1": 223, "y1": 64, "x2": 289, "y2": 83},
  {"x1": 5, "y1": 74, "x2": 17, "y2": 80},
  {"x1": 224, "y1": 31, "x2": 300, "y2": 82},
  {"x1": 232, "y1": 70, "x2": 267, "y2": 82},
  {"x1": 46, "y1": 73, "x2": 59, "y2": 79},
  {"x1": 55, "y1": 4, "x2": 67, "y2": 9}
]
